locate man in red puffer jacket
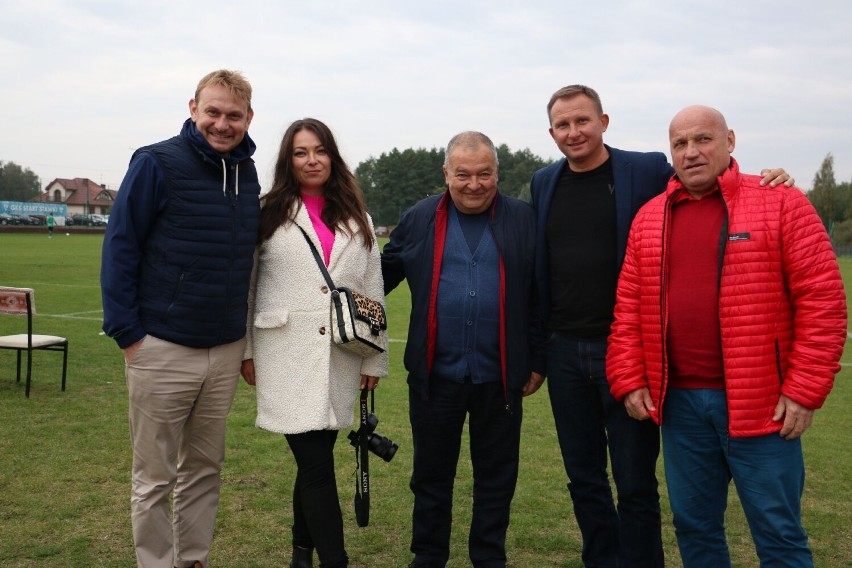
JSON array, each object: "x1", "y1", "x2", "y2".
[{"x1": 606, "y1": 105, "x2": 846, "y2": 568}]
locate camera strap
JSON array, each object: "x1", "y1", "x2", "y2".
[{"x1": 353, "y1": 388, "x2": 372, "y2": 527}]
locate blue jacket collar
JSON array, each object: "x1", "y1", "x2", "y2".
[{"x1": 180, "y1": 117, "x2": 257, "y2": 166}]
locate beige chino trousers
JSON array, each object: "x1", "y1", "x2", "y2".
[{"x1": 126, "y1": 334, "x2": 245, "y2": 568}]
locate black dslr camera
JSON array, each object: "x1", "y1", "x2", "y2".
[
  {"x1": 348, "y1": 407, "x2": 399, "y2": 462},
  {"x1": 348, "y1": 388, "x2": 399, "y2": 527}
]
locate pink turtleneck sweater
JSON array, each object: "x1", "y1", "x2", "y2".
[{"x1": 301, "y1": 193, "x2": 335, "y2": 266}]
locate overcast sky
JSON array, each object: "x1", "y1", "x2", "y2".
[{"x1": 2, "y1": 0, "x2": 850, "y2": 194}]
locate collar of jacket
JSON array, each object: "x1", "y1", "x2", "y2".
[
  {"x1": 666, "y1": 157, "x2": 742, "y2": 203},
  {"x1": 179, "y1": 117, "x2": 257, "y2": 167}
]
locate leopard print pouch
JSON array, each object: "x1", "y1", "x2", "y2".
[{"x1": 330, "y1": 288, "x2": 388, "y2": 356}]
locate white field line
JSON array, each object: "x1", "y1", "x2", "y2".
[
  {"x1": 20, "y1": 282, "x2": 100, "y2": 288},
  {"x1": 35, "y1": 309, "x2": 102, "y2": 321},
  {"x1": 45, "y1": 310, "x2": 103, "y2": 316},
  {"x1": 40, "y1": 312, "x2": 103, "y2": 321}
]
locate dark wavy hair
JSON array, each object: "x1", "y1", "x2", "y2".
[{"x1": 259, "y1": 118, "x2": 373, "y2": 248}]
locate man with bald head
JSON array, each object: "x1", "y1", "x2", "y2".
[
  {"x1": 383, "y1": 131, "x2": 542, "y2": 567},
  {"x1": 606, "y1": 105, "x2": 846, "y2": 567}
]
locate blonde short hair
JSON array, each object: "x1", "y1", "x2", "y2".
[{"x1": 194, "y1": 69, "x2": 252, "y2": 111}]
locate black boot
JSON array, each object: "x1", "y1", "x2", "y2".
[{"x1": 290, "y1": 545, "x2": 314, "y2": 568}]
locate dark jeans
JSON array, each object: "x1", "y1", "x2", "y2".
[
  {"x1": 285, "y1": 430, "x2": 348, "y2": 568},
  {"x1": 409, "y1": 379, "x2": 522, "y2": 568},
  {"x1": 546, "y1": 333, "x2": 663, "y2": 568}
]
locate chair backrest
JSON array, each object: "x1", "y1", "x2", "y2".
[{"x1": 0, "y1": 287, "x2": 35, "y2": 316}]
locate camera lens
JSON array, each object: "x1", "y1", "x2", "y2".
[{"x1": 367, "y1": 432, "x2": 399, "y2": 462}]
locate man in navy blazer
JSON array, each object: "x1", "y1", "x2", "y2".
[
  {"x1": 529, "y1": 85, "x2": 791, "y2": 568},
  {"x1": 530, "y1": 85, "x2": 668, "y2": 568}
]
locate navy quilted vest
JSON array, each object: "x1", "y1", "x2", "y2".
[{"x1": 136, "y1": 136, "x2": 261, "y2": 348}]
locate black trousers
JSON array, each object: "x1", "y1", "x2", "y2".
[
  {"x1": 285, "y1": 429, "x2": 348, "y2": 568},
  {"x1": 409, "y1": 379, "x2": 522, "y2": 568}
]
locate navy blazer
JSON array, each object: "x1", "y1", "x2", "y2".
[
  {"x1": 529, "y1": 145, "x2": 673, "y2": 335},
  {"x1": 382, "y1": 191, "x2": 540, "y2": 404}
]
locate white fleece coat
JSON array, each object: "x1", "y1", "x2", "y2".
[{"x1": 244, "y1": 203, "x2": 388, "y2": 434}]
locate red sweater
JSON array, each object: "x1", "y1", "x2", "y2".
[{"x1": 666, "y1": 191, "x2": 725, "y2": 389}]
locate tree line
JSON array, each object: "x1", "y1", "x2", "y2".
[
  {"x1": 807, "y1": 153, "x2": 852, "y2": 245},
  {"x1": 355, "y1": 144, "x2": 553, "y2": 226},
  {"x1": 0, "y1": 161, "x2": 41, "y2": 202},
  {"x1": 5, "y1": 152, "x2": 849, "y2": 243}
]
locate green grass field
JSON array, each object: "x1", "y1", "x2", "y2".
[{"x1": 0, "y1": 232, "x2": 849, "y2": 567}]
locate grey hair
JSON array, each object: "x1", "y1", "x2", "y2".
[{"x1": 443, "y1": 131, "x2": 499, "y2": 167}]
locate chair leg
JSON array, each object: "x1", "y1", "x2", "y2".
[
  {"x1": 25, "y1": 349, "x2": 32, "y2": 398},
  {"x1": 16, "y1": 350, "x2": 22, "y2": 383},
  {"x1": 61, "y1": 342, "x2": 68, "y2": 392}
]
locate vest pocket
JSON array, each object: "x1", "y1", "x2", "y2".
[{"x1": 163, "y1": 271, "x2": 186, "y2": 322}]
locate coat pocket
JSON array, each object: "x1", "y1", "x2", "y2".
[{"x1": 254, "y1": 310, "x2": 290, "y2": 329}]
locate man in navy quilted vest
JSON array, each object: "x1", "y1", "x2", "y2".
[
  {"x1": 607, "y1": 105, "x2": 846, "y2": 567},
  {"x1": 101, "y1": 69, "x2": 261, "y2": 568}
]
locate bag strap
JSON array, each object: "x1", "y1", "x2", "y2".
[
  {"x1": 299, "y1": 225, "x2": 351, "y2": 341},
  {"x1": 298, "y1": 225, "x2": 337, "y2": 291}
]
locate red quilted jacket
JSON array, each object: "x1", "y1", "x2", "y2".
[{"x1": 607, "y1": 159, "x2": 847, "y2": 438}]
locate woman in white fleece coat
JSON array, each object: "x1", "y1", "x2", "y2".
[{"x1": 241, "y1": 118, "x2": 387, "y2": 568}]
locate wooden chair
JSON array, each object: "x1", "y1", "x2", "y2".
[{"x1": 0, "y1": 287, "x2": 68, "y2": 398}]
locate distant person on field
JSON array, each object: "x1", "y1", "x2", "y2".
[
  {"x1": 606, "y1": 105, "x2": 847, "y2": 567},
  {"x1": 100, "y1": 69, "x2": 260, "y2": 568},
  {"x1": 382, "y1": 131, "x2": 544, "y2": 568},
  {"x1": 47, "y1": 213, "x2": 55, "y2": 238}
]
